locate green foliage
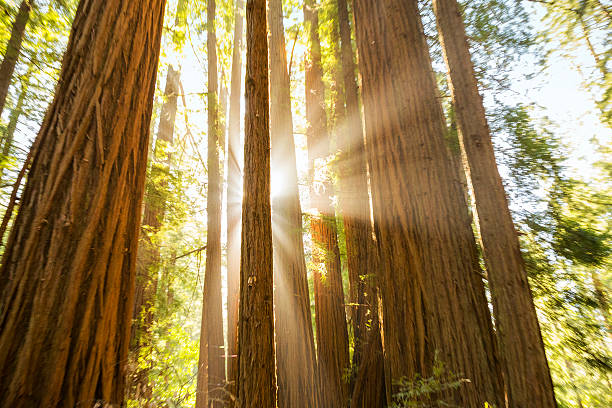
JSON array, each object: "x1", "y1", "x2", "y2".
[{"x1": 390, "y1": 353, "x2": 472, "y2": 408}]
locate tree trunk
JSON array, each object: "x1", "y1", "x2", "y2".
[
  {"x1": 197, "y1": 0, "x2": 226, "y2": 406},
  {"x1": 128, "y1": 62, "x2": 180, "y2": 402},
  {"x1": 304, "y1": 2, "x2": 350, "y2": 407},
  {"x1": 237, "y1": 0, "x2": 276, "y2": 406},
  {"x1": 0, "y1": 0, "x2": 33, "y2": 118},
  {"x1": 350, "y1": 320, "x2": 386, "y2": 408},
  {"x1": 352, "y1": 1, "x2": 504, "y2": 406},
  {"x1": 333, "y1": 0, "x2": 381, "y2": 382},
  {"x1": 226, "y1": 1, "x2": 244, "y2": 406},
  {"x1": 0, "y1": 79, "x2": 27, "y2": 185},
  {"x1": 433, "y1": 1, "x2": 556, "y2": 406},
  {"x1": 0, "y1": 0, "x2": 166, "y2": 406},
  {"x1": 268, "y1": 1, "x2": 318, "y2": 407}
]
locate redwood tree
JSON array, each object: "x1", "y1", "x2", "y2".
[
  {"x1": 0, "y1": 0, "x2": 33, "y2": 118},
  {"x1": 226, "y1": 0, "x2": 244, "y2": 405},
  {"x1": 352, "y1": 0, "x2": 504, "y2": 405},
  {"x1": 433, "y1": 0, "x2": 556, "y2": 406},
  {"x1": 129, "y1": 62, "x2": 180, "y2": 400},
  {"x1": 0, "y1": 0, "x2": 166, "y2": 405},
  {"x1": 269, "y1": 0, "x2": 317, "y2": 406},
  {"x1": 333, "y1": 0, "x2": 378, "y2": 372},
  {"x1": 237, "y1": 0, "x2": 276, "y2": 406},
  {"x1": 304, "y1": 1, "x2": 350, "y2": 406},
  {"x1": 196, "y1": 0, "x2": 225, "y2": 406}
]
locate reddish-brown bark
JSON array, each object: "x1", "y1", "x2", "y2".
[
  {"x1": 0, "y1": 1, "x2": 166, "y2": 405},
  {"x1": 196, "y1": 0, "x2": 226, "y2": 406},
  {"x1": 237, "y1": 0, "x2": 277, "y2": 406},
  {"x1": 333, "y1": 0, "x2": 382, "y2": 386},
  {"x1": 353, "y1": 0, "x2": 504, "y2": 405},
  {"x1": 304, "y1": 2, "x2": 350, "y2": 407},
  {"x1": 433, "y1": 1, "x2": 557, "y2": 406}
]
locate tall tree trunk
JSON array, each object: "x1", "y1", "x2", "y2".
[
  {"x1": 226, "y1": 1, "x2": 244, "y2": 406},
  {"x1": 352, "y1": 1, "x2": 504, "y2": 406},
  {"x1": 333, "y1": 0, "x2": 380, "y2": 381},
  {"x1": 304, "y1": 2, "x2": 350, "y2": 407},
  {"x1": 433, "y1": 1, "x2": 556, "y2": 406},
  {"x1": 237, "y1": 0, "x2": 276, "y2": 406},
  {"x1": 268, "y1": 0, "x2": 317, "y2": 407},
  {"x1": 128, "y1": 62, "x2": 180, "y2": 402},
  {"x1": 0, "y1": 0, "x2": 166, "y2": 406},
  {"x1": 196, "y1": 0, "x2": 225, "y2": 406},
  {"x1": 0, "y1": 79, "x2": 27, "y2": 185},
  {"x1": 0, "y1": 0, "x2": 33, "y2": 118}
]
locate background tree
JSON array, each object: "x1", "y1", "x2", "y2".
[
  {"x1": 304, "y1": 1, "x2": 350, "y2": 406},
  {"x1": 226, "y1": 1, "x2": 244, "y2": 404},
  {"x1": 0, "y1": 0, "x2": 33, "y2": 117},
  {"x1": 433, "y1": 0, "x2": 557, "y2": 405},
  {"x1": 196, "y1": 0, "x2": 225, "y2": 405},
  {"x1": 268, "y1": 0, "x2": 318, "y2": 407}
]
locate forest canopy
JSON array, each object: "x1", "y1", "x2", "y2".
[{"x1": 0, "y1": 0, "x2": 609, "y2": 407}]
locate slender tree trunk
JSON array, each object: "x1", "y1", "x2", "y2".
[
  {"x1": 226, "y1": 1, "x2": 244, "y2": 406},
  {"x1": 350, "y1": 320, "x2": 386, "y2": 408},
  {"x1": 237, "y1": 0, "x2": 276, "y2": 406},
  {"x1": 334, "y1": 0, "x2": 381, "y2": 381},
  {"x1": 196, "y1": 0, "x2": 225, "y2": 406},
  {"x1": 268, "y1": 0, "x2": 317, "y2": 407},
  {"x1": 128, "y1": 62, "x2": 180, "y2": 402},
  {"x1": 304, "y1": 2, "x2": 350, "y2": 407},
  {"x1": 0, "y1": 0, "x2": 33, "y2": 118},
  {"x1": 0, "y1": 0, "x2": 166, "y2": 406},
  {"x1": 352, "y1": 1, "x2": 504, "y2": 406},
  {"x1": 0, "y1": 80, "x2": 27, "y2": 185},
  {"x1": 433, "y1": 1, "x2": 556, "y2": 406}
]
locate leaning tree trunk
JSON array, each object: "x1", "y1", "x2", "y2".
[
  {"x1": 433, "y1": 1, "x2": 556, "y2": 406},
  {"x1": 268, "y1": 0, "x2": 317, "y2": 407},
  {"x1": 0, "y1": 78, "x2": 27, "y2": 185},
  {"x1": 0, "y1": 0, "x2": 166, "y2": 406},
  {"x1": 196, "y1": 0, "x2": 225, "y2": 406},
  {"x1": 0, "y1": 0, "x2": 33, "y2": 118},
  {"x1": 226, "y1": 1, "x2": 244, "y2": 406},
  {"x1": 352, "y1": 1, "x2": 504, "y2": 406},
  {"x1": 237, "y1": 0, "x2": 276, "y2": 406},
  {"x1": 304, "y1": 2, "x2": 350, "y2": 407}
]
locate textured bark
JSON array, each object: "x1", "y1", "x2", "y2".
[
  {"x1": 304, "y1": 2, "x2": 350, "y2": 407},
  {"x1": 196, "y1": 0, "x2": 226, "y2": 406},
  {"x1": 333, "y1": 0, "x2": 379, "y2": 377},
  {"x1": 0, "y1": 0, "x2": 166, "y2": 406},
  {"x1": 237, "y1": 0, "x2": 276, "y2": 406},
  {"x1": 433, "y1": 1, "x2": 556, "y2": 406},
  {"x1": 350, "y1": 321, "x2": 386, "y2": 408},
  {"x1": 268, "y1": 0, "x2": 317, "y2": 407},
  {"x1": 226, "y1": 1, "x2": 244, "y2": 406},
  {"x1": 0, "y1": 0, "x2": 32, "y2": 118},
  {"x1": 353, "y1": 1, "x2": 504, "y2": 406}
]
